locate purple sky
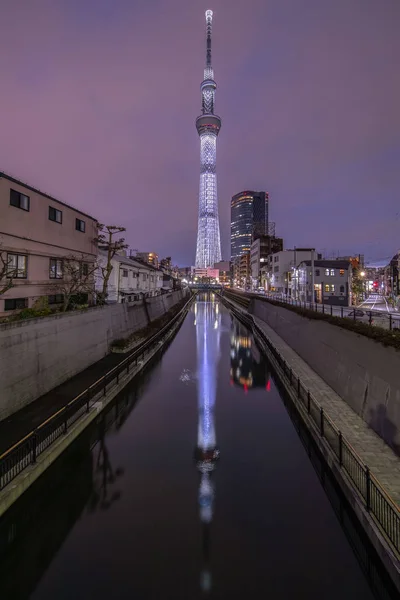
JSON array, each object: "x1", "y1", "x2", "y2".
[{"x1": 1, "y1": 0, "x2": 399, "y2": 265}]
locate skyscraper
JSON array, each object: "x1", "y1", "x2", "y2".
[
  {"x1": 230, "y1": 191, "x2": 269, "y2": 261},
  {"x1": 195, "y1": 10, "x2": 222, "y2": 268}
]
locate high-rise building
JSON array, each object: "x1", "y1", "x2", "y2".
[
  {"x1": 230, "y1": 191, "x2": 269, "y2": 261},
  {"x1": 195, "y1": 10, "x2": 222, "y2": 268}
]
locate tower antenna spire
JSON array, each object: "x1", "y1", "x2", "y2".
[{"x1": 205, "y1": 10, "x2": 213, "y2": 68}]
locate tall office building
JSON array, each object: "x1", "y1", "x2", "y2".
[
  {"x1": 195, "y1": 10, "x2": 222, "y2": 268},
  {"x1": 230, "y1": 191, "x2": 269, "y2": 261}
]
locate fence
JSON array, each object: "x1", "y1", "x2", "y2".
[
  {"x1": 0, "y1": 294, "x2": 194, "y2": 493},
  {"x1": 256, "y1": 292, "x2": 400, "y2": 331},
  {"x1": 223, "y1": 295, "x2": 400, "y2": 557}
]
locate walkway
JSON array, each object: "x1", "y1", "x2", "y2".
[{"x1": 0, "y1": 352, "x2": 127, "y2": 455}]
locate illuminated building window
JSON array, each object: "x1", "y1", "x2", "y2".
[
  {"x1": 325, "y1": 269, "x2": 330, "y2": 276},
  {"x1": 340, "y1": 269, "x2": 344, "y2": 276},
  {"x1": 331, "y1": 284, "x2": 335, "y2": 292},
  {"x1": 325, "y1": 284, "x2": 330, "y2": 292}
]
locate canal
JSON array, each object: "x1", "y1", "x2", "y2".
[{"x1": 0, "y1": 294, "x2": 397, "y2": 599}]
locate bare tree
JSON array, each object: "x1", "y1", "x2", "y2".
[
  {"x1": 0, "y1": 247, "x2": 16, "y2": 296},
  {"x1": 49, "y1": 254, "x2": 98, "y2": 312},
  {"x1": 95, "y1": 224, "x2": 128, "y2": 304}
]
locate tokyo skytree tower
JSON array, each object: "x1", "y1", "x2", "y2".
[{"x1": 195, "y1": 10, "x2": 222, "y2": 268}]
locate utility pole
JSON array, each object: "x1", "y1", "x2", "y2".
[
  {"x1": 311, "y1": 248, "x2": 315, "y2": 306},
  {"x1": 293, "y1": 247, "x2": 296, "y2": 299}
]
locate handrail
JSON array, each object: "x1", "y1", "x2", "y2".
[
  {"x1": 220, "y1": 290, "x2": 400, "y2": 556},
  {"x1": 0, "y1": 294, "x2": 194, "y2": 469}
]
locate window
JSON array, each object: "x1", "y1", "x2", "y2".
[
  {"x1": 315, "y1": 269, "x2": 320, "y2": 277},
  {"x1": 339, "y1": 269, "x2": 344, "y2": 277},
  {"x1": 331, "y1": 284, "x2": 335, "y2": 292},
  {"x1": 340, "y1": 285, "x2": 345, "y2": 294},
  {"x1": 4, "y1": 298, "x2": 28, "y2": 311},
  {"x1": 325, "y1": 269, "x2": 330, "y2": 276},
  {"x1": 49, "y1": 206, "x2": 62, "y2": 223},
  {"x1": 330, "y1": 269, "x2": 335, "y2": 276},
  {"x1": 122, "y1": 269, "x2": 128, "y2": 277},
  {"x1": 48, "y1": 294, "x2": 64, "y2": 305},
  {"x1": 75, "y1": 218, "x2": 85, "y2": 232},
  {"x1": 274, "y1": 266, "x2": 279, "y2": 272},
  {"x1": 81, "y1": 263, "x2": 89, "y2": 277},
  {"x1": 7, "y1": 254, "x2": 27, "y2": 278},
  {"x1": 10, "y1": 189, "x2": 30, "y2": 211},
  {"x1": 325, "y1": 284, "x2": 330, "y2": 293},
  {"x1": 49, "y1": 258, "x2": 63, "y2": 279}
]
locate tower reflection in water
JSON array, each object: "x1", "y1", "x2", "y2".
[
  {"x1": 230, "y1": 319, "x2": 270, "y2": 392},
  {"x1": 194, "y1": 294, "x2": 221, "y2": 594}
]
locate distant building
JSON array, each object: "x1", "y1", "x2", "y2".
[
  {"x1": 160, "y1": 256, "x2": 172, "y2": 273},
  {"x1": 96, "y1": 251, "x2": 163, "y2": 303},
  {"x1": 250, "y1": 235, "x2": 283, "y2": 289},
  {"x1": 233, "y1": 252, "x2": 251, "y2": 289},
  {"x1": 297, "y1": 259, "x2": 352, "y2": 306},
  {"x1": 214, "y1": 260, "x2": 231, "y2": 285},
  {"x1": 0, "y1": 171, "x2": 97, "y2": 315},
  {"x1": 265, "y1": 248, "x2": 321, "y2": 296},
  {"x1": 191, "y1": 267, "x2": 219, "y2": 281},
  {"x1": 136, "y1": 252, "x2": 159, "y2": 269},
  {"x1": 230, "y1": 191, "x2": 269, "y2": 261},
  {"x1": 385, "y1": 252, "x2": 400, "y2": 298}
]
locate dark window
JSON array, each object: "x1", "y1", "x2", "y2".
[
  {"x1": 7, "y1": 254, "x2": 27, "y2": 278},
  {"x1": 49, "y1": 258, "x2": 63, "y2": 279},
  {"x1": 340, "y1": 285, "x2": 345, "y2": 294},
  {"x1": 122, "y1": 269, "x2": 128, "y2": 277},
  {"x1": 10, "y1": 189, "x2": 30, "y2": 211},
  {"x1": 48, "y1": 294, "x2": 64, "y2": 304},
  {"x1": 49, "y1": 206, "x2": 62, "y2": 223},
  {"x1": 75, "y1": 218, "x2": 85, "y2": 232},
  {"x1": 81, "y1": 263, "x2": 89, "y2": 277},
  {"x1": 4, "y1": 298, "x2": 28, "y2": 311},
  {"x1": 315, "y1": 269, "x2": 320, "y2": 277}
]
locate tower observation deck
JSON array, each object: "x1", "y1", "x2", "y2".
[{"x1": 195, "y1": 10, "x2": 222, "y2": 269}]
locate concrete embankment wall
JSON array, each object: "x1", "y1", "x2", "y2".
[
  {"x1": 0, "y1": 289, "x2": 187, "y2": 421},
  {"x1": 249, "y1": 298, "x2": 400, "y2": 452}
]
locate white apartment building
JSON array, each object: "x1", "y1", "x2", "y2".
[
  {"x1": 297, "y1": 260, "x2": 352, "y2": 305},
  {"x1": 96, "y1": 251, "x2": 163, "y2": 303},
  {"x1": 265, "y1": 249, "x2": 320, "y2": 296}
]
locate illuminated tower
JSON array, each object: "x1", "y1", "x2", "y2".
[{"x1": 195, "y1": 10, "x2": 222, "y2": 268}]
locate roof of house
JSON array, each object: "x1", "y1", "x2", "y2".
[
  {"x1": 98, "y1": 250, "x2": 162, "y2": 272},
  {"x1": 0, "y1": 171, "x2": 97, "y2": 221},
  {"x1": 299, "y1": 260, "x2": 351, "y2": 269}
]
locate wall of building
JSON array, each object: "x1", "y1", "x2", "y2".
[
  {"x1": 0, "y1": 174, "x2": 97, "y2": 314},
  {"x1": 250, "y1": 298, "x2": 400, "y2": 451},
  {"x1": 0, "y1": 289, "x2": 187, "y2": 421}
]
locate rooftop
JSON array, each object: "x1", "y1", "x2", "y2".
[{"x1": 0, "y1": 170, "x2": 97, "y2": 221}]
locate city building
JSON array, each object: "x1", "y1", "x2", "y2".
[
  {"x1": 250, "y1": 235, "x2": 283, "y2": 289},
  {"x1": 96, "y1": 251, "x2": 163, "y2": 303},
  {"x1": 265, "y1": 248, "x2": 321, "y2": 296},
  {"x1": 195, "y1": 10, "x2": 222, "y2": 268},
  {"x1": 385, "y1": 252, "x2": 400, "y2": 299},
  {"x1": 214, "y1": 260, "x2": 231, "y2": 285},
  {"x1": 191, "y1": 267, "x2": 219, "y2": 282},
  {"x1": 297, "y1": 259, "x2": 352, "y2": 305},
  {"x1": 0, "y1": 171, "x2": 97, "y2": 315},
  {"x1": 233, "y1": 252, "x2": 251, "y2": 289},
  {"x1": 160, "y1": 256, "x2": 172, "y2": 273},
  {"x1": 231, "y1": 191, "x2": 270, "y2": 261},
  {"x1": 135, "y1": 252, "x2": 159, "y2": 269}
]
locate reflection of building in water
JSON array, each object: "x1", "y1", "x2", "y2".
[
  {"x1": 230, "y1": 319, "x2": 270, "y2": 391},
  {"x1": 194, "y1": 294, "x2": 221, "y2": 593}
]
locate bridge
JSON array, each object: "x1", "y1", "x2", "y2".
[{"x1": 188, "y1": 283, "x2": 223, "y2": 290}]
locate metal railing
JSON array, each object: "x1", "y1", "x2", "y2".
[
  {"x1": 222, "y1": 293, "x2": 400, "y2": 557},
  {"x1": 0, "y1": 294, "x2": 194, "y2": 493},
  {"x1": 250, "y1": 291, "x2": 400, "y2": 331}
]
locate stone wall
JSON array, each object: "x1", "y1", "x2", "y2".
[
  {"x1": 250, "y1": 298, "x2": 400, "y2": 452},
  {"x1": 0, "y1": 289, "x2": 187, "y2": 421}
]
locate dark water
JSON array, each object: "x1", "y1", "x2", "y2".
[{"x1": 0, "y1": 295, "x2": 396, "y2": 599}]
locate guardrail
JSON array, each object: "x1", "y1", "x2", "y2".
[
  {"x1": 0, "y1": 293, "x2": 194, "y2": 493},
  {"x1": 231, "y1": 289, "x2": 400, "y2": 331},
  {"x1": 222, "y1": 293, "x2": 400, "y2": 557}
]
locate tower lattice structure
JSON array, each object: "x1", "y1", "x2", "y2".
[{"x1": 195, "y1": 10, "x2": 222, "y2": 268}]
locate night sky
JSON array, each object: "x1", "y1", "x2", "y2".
[{"x1": 1, "y1": 0, "x2": 399, "y2": 266}]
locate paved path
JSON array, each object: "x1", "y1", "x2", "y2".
[
  {"x1": 0, "y1": 352, "x2": 126, "y2": 456},
  {"x1": 228, "y1": 295, "x2": 400, "y2": 506}
]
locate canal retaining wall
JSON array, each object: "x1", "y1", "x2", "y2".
[
  {"x1": 0, "y1": 290, "x2": 187, "y2": 421},
  {"x1": 249, "y1": 297, "x2": 400, "y2": 452}
]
